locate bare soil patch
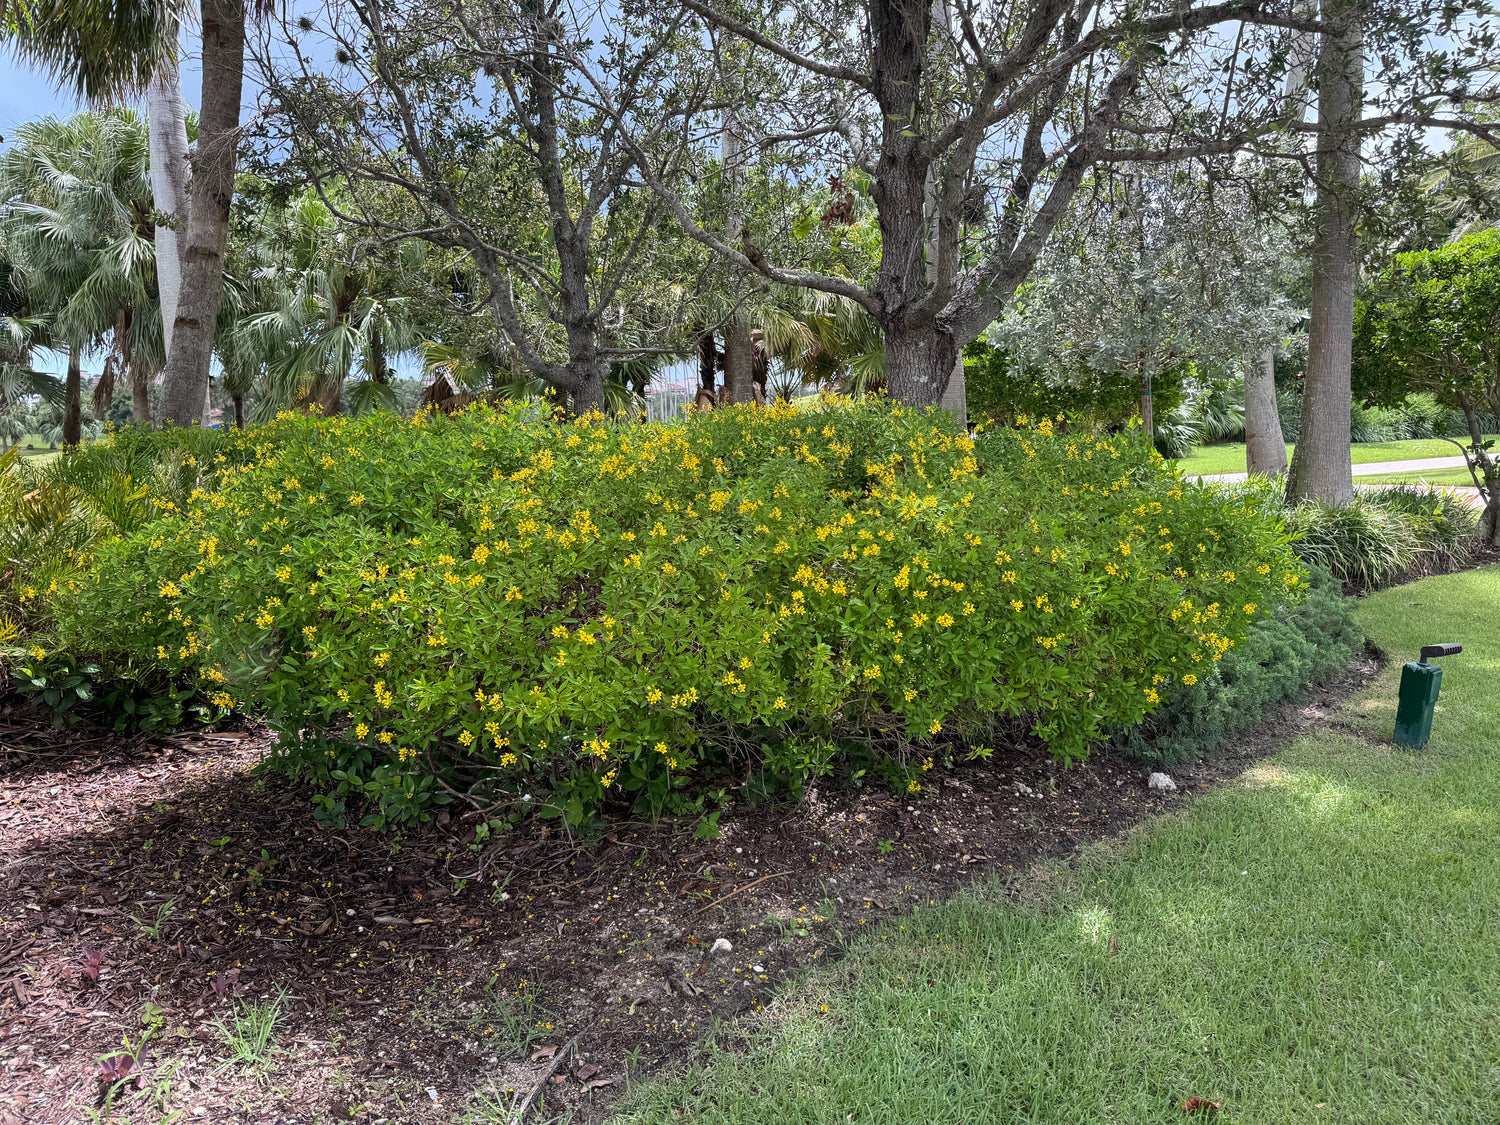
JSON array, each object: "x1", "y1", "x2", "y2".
[{"x1": 0, "y1": 650, "x2": 1377, "y2": 1124}]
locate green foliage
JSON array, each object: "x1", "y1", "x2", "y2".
[
  {"x1": 14, "y1": 649, "x2": 99, "y2": 723},
  {"x1": 1284, "y1": 485, "x2": 1478, "y2": 591},
  {"x1": 55, "y1": 401, "x2": 1299, "y2": 824},
  {"x1": 963, "y1": 342, "x2": 1188, "y2": 435},
  {"x1": 1113, "y1": 565, "x2": 1362, "y2": 765}
]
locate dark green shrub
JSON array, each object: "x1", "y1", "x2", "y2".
[{"x1": 1112, "y1": 566, "x2": 1362, "y2": 765}]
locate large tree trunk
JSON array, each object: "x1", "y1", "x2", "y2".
[
  {"x1": 1245, "y1": 348, "x2": 1288, "y2": 476},
  {"x1": 147, "y1": 53, "x2": 190, "y2": 366},
  {"x1": 158, "y1": 0, "x2": 245, "y2": 428},
  {"x1": 63, "y1": 350, "x2": 82, "y2": 447},
  {"x1": 885, "y1": 326, "x2": 958, "y2": 407},
  {"x1": 869, "y1": 0, "x2": 949, "y2": 407},
  {"x1": 1286, "y1": 0, "x2": 1362, "y2": 504},
  {"x1": 233, "y1": 393, "x2": 245, "y2": 430}
]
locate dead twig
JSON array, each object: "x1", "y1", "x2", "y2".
[{"x1": 690, "y1": 871, "x2": 793, "y2": 917}]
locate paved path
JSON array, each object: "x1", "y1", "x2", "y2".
[{"x1": 1194, "y1": 454, "x2": 1469, "y2": 484}]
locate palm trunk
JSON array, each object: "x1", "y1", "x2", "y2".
[
  {"x1": 158, "y1": 0, "x2": 245, "y2": 427},
  {"x1": 1245, "y1": 348, "x2": 1288, "y2": 476},
  {"x1": 233, "y1": 393, "x2": 245, "y2": 430},
  {"x1": 132, "y1": 355, "x2": 152, "y2": 426},
  {"x1": 147, "y1": 53, "x2": 191, "y2": 366},
  {"x1": 1286, "y1": 0, "x2": 1362, "y2": 504},
  {"x1": 63, "y1": 349, "x2": 82, "y2": 447}
]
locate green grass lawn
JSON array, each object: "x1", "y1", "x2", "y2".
[
  {"x1": 1181, "y1": 436, "x2": 1493, "y2": 476},
  {"x1": 1356, "y1": 466, "x2": 1480, "y2": 488},
  {"x1": 611, "y1": 566, "x2": 1500, "y2": 1124}
]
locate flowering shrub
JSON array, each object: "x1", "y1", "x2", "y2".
[{"x1": 56, "y1": 401, "x2": 1301, "y2": 825}]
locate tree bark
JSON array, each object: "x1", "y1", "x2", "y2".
[
  {"x1": 63, "y1": 349, "x2": 82, "y2": 447},
  {"x1": 1245, "y1": 347, "x2": 1288, "y2": 476},
  {"x1": 1286, "y1": 0, "x2": 1362, "y2": 504},
  {"x1": 233, "y1": 393, "x2": 245, "y2": 430},
  {"x1": 147, "y1": 52, "x2": 190, "y2": 367},
  {"x1": 720, "y1": 110, "x2": 756, "y2": 408},
  {"x1": 158, "y1": 0, "x2": 245, "y2": 428},
  {"x1": 1140, "y1": 367, "x2": 1154, "y2": 445}
]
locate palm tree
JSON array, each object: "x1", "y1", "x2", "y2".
[
  {"x1": 3, "y1": 0, "x2": 192, "y2": 416},
  {"x1": 0, "y1": 236, "x2": 66, "y2": 450},
  {"x1": 758, "y1": 290, "x2": 886, "y2": 399},
  {"x1": 0, "y1": 110, "x2": 159, "y2": 445},
  {"x1": 5, "y1": 0, "x2": 257, "y2": 431},
  {"x1": 1421, "y1": 118, "x2": 1500, "y2": 239},
  {"x1": 228, "y1": 194, "x2": 421, "y2": 421}
]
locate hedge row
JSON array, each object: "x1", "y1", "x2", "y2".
[{"x1": 47, "y1": 401, "x2": 1302, "y2": 826}]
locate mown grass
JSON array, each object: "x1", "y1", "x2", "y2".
[
  {"x1": 611, "y1": 566, "x2": 1500, "y2": 1124},
  {"x1": 1355, "y1": 467, "x2": 1480, "y2": 487},
  {"x1": 1181, "y1": 436, "x2": 1495, "y2": 477}
]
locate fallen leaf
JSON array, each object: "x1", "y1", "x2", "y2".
[
  {"x1": 530, "y1": 1044, "x2": 559, "y2": 1062},
  {"x1": 585, "y1": 1076, "x2": 614, "y2": 1090},
  {"x1": 1180, "y1": 1096, "x2": 1221, "y2": 1115},
  {"x1": 572, "y1": 1062, "x2": 601, "y2": 1082}
]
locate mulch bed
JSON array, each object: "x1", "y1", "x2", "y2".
[{"x1": 0, "y1": 650, "x2": 1379, "y2": 1125}]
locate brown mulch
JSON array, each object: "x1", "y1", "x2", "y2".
[{"x1": 0, "y1": 651, "x2": 1379, "y2": 1125}]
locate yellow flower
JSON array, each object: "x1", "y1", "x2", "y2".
[
  {"x1": 1011, "y1": 599, "x2": 1024, "y2": 612},
  {"x1": 500, "y1": 752, "x2": 518, "y2": 766},
  {"x1": 355, "y1": 723, "x2": 370, "y2": 738},
  {"x1": 374, "y1": 652, "x2": 391, "y2": 667},
  {"x1": 1183, "y1": 674, "x2": 1198, "y2": 686},
  {"x1": 907, "y1": 780, "x2": 921, "y2": 793},
  {"x1": 772, "y1": 696, "x2": 787, "y2": 710},
  {"x1": 378, "y1": 732, "x2": 394, "y2": 744},
  {"x1": 662, "y1": 562, "x2": 677, "y2": 575},
  {"x1": 458, "y1": 730, "x2": 476, "y2": 747},
  {"x1": 1244, "y1": 603, "x2": 1257, "y2": 615},
  {"x1": 349, "y1": 493, "x2": 365, "y2": 506},
  {"x1": 928, "y1": 719, "x2": 942, "y2": 735},
  {"x1": 936, "y1": 613, "x2": 954, "y2": 628}
]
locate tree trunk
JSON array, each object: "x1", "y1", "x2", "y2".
[
  {"x1": 158, "y1": 0, "x2": 245, "y2": 428},
  {"x1": 63, "y1": 350, "x2": 82, "y2": 447},
  {"x1": 939, "y1": 355, "x2": 966, "y2": 429},
  {"x1": 233, "y1": 393, "x2": 244, "y2": 430},
  {"x1": 572, "y1": 370, "x2": 606, "y2": 415},
  {"x1": 720, "y1": 110, "x2": 756, "y2": 408},
  {"x1": 885, "y1": 326, "x2": 957, "y2": 408},
  {"x1": 131, "y1": 358, "x2": 153, "y2": 427},
  {"x1": 868, "y1": 0, "x2": 950, "y2": 408},
  {"x1": 1245, "y1": 348, "x2": 1288, "y2": 476},
  {"x1": 1285, "y1": 0, "x2": 1362, "y2": 504},
  {"x1": 1140, "y1": 367, "x2": 1154, "y2": 446},
  {"x1": 1459, "y1": 400, "x2": 1500, "y2": 546},
  {"x1": 147, "y1": 52, "x2": 191, "y2": 366}
]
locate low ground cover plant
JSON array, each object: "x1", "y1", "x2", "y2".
[
  {"x1": 1113, "y1": 564, "x2": 1362, "y2": 765},
  {"x1": 48, "y1": 401, "x2": 1300, "y2": 826}
]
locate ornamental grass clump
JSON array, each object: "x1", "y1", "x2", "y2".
[{"x1": 56, "y1": 401, "x2": 1300, "y2": 826}]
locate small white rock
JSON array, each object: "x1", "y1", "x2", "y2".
[
  {"x1": 710, "y1": 938, "x2": 733, "y2": 955},
  {"x1": 1147, "y1": 772, "x2": 1177, "y2": 792},
  {"x1": 426, "y1": 1086, "x2": 439, "y2": 1101}
]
